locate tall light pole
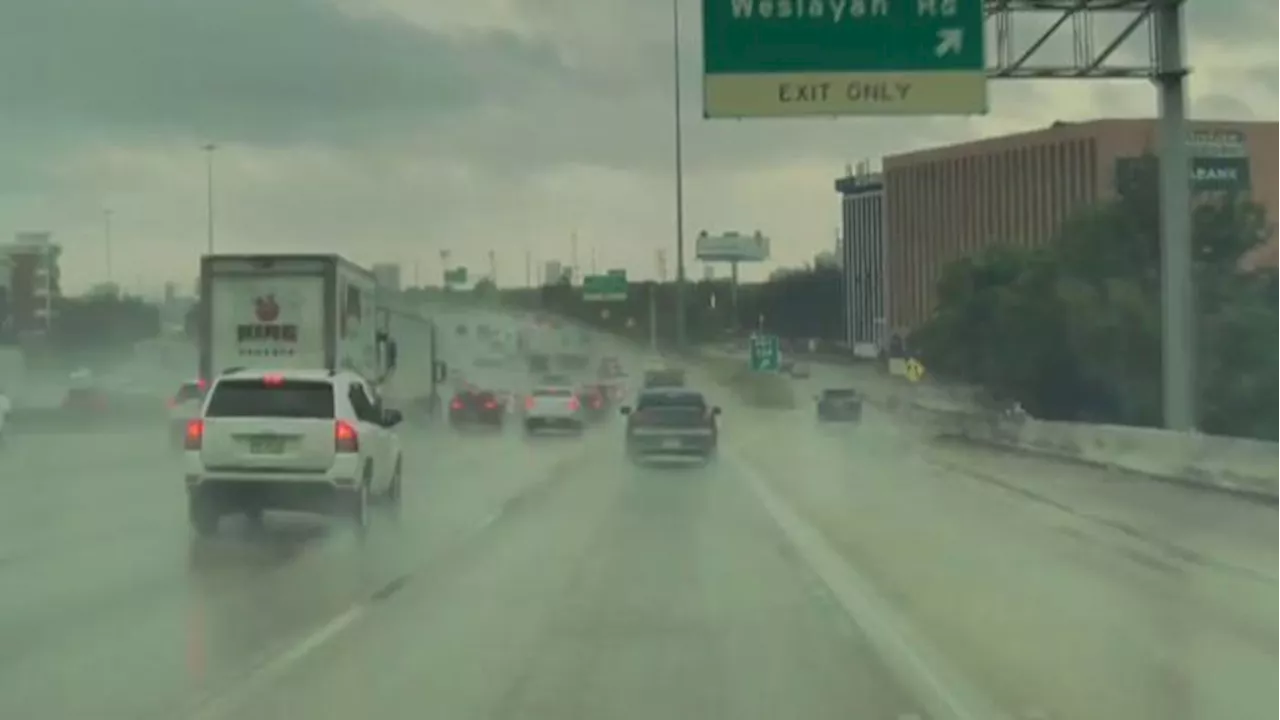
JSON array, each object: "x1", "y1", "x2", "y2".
[
  {"x1": 203, "y1": 143, "x2": 217, "y2": 255},
  {"x1": 102, "y1": 208, "x2": 114, "y2": 285},
  {"x1": 671, "y1": 0, "x2": 688, "y2": 348}
]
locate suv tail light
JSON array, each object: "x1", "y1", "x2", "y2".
[
  {"x1": 335, "y1": 421, "x2": 359, "y2": 453},
  {"x1": 525, "y1": 396, "x2": 536, "y2": 411},
  {"x1": 567, "y1": 396, "x2": 581, "y2": 412},
  {"x1": 184, "y1": 419, "x2": 204, "y2": 450},
  {"x1": 450, "y1": 399, "x2": 464, "y2": 411}
]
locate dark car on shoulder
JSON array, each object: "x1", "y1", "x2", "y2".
[
  {"x1": 621, "y1": 389, "x2": 720, "y2": 463},
  {"x1": 816, "y1": 388, "x2": 862, "y2": 422},
  {"x1": 449, "y1": 389, "x2": 506, "y2": 429}
]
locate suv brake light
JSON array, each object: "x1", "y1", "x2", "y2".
[
  {"x1": 184, "y1": 419, "x2": 204, "y2": 450},
  {"x1": 450, "y1": 399, "x2": 464, "y2": 411},
  {"x1": 335, "y1": 421, "x2": 359, "y2": 453},
  {"x1": 525, "y1": 396, "x2": 536, "y2": 411},
  {"x1": 263, "y1": 374, "x2": 285, "y2": 386},
  {"x1": 567, "y1": 396, "x2": 580, "y2": 412}
]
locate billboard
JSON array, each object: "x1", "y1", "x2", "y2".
[{"x1": 695, "y1": 231, "x2": 771, "y2": 262}]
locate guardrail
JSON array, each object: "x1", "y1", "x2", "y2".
[{"x1": 685, "y1": 349, "x2": 1278, "y2": 502}]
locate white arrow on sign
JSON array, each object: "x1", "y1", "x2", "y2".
[{"x1": 935, "y1": 28, "x2": 963, "y2": 57}]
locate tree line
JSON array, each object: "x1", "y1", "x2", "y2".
[{"x1": 909, "y1": 167, "x2": 1276, "y2": 440}]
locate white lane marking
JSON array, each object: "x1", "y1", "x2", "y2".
[
  {"x1": 191, "y1": 604, "x2": 365, "y2": 720},
  {"x1": 726, "y1": 452, "x2": 1015, "y2": 720}
]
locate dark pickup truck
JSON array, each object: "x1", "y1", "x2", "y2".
[{"x1": 621, "y1": 389, "x2": 720, "y2": 463}]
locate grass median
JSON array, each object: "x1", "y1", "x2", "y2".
[{"x1": 700, "y1": 356, "x2": 797, "y2": 410}]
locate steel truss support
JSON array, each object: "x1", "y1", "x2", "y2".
[{"x1": 987, "y1": 0, "x2": 1160, "y2": 80}]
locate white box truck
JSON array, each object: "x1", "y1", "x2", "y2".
[{"x1": 198, "y1": 254, "x2": 398, "y2": 384}]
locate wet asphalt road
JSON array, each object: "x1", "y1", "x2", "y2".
[{"x1": 0, "y1": 352, "x2": 1274, "y2": 720}]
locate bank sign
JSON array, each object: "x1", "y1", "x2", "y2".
[{"x1": 1116, "y1": 155, "x2": 1252, "y2": 194}]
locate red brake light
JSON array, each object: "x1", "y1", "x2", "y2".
[
  {"x1": 484, "y1": 400, "x2": 498, "y2": 410},
  {"x1": 335, "y1": 421, "x2": 359, "y2": 453},
  {"x1": 525, "y1": 396, "x2": 535, "y2": 411},
  {"x1": 263, "y1": 374, "x2": 284, "y2": 386},
  {"x1": 184, "y1": 419, "x2": 204, "y2": 450},
  {"x1": 567, "y1": 396, "x2": 580, "y2": 412},
  {"x1": 197, "y1": 378, "x2": 207, "y2": 390},
  {"x1": 450, "y1": 399, "x2": 464, "y2": 410}
]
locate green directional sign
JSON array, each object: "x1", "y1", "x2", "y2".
[
  {"x1": 443, "y1": 267, "x2": 468, "y2": 286},
  {"x1": 582, "y1": 273, "x2": 627, "y2": 302},
  {"x1": 749, "y1": 334, "x2": 781, "y2": 372},
  {"x1": 702, "y1": 0, "x2": 987, "y2": 118}
]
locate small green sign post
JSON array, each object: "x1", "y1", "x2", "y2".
[
  {"x1": 749, "y1": 334, "x2": 781, "y2": 373},
  {"x1": 443, "y1": 267, "x2": 468, "y2": 286},
  {"x1": 583, "y1": 273, "x2": 627, "y2": 302},
  {"x1": 702, "y1": 0, "x2": 987, "y2": 118}
]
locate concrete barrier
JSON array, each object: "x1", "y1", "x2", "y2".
[{"x1": 913, "y1": 404, "x2": 1278, "y2": 502}]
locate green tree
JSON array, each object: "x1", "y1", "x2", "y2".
[{"x1": 913, "y1": 175, "x2": 1276, "y2": 437}]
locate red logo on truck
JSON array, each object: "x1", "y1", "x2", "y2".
[
  {"x1": 238, "y1": 293, "x2": 297, "y2": 347},
  {"x1": 254, "y1": 295, "x2": 280, "y2": 322}
]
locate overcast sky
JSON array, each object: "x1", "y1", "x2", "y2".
[{"x1": 0, "y1": 0, "x2": 1275, "y2": 295}]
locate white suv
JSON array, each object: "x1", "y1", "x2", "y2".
[
  {"x1": 522, "y1": 386, "x2": 584, "y2": 434},
  {"x1": 182, "y1": 369, "x2": 404, "y2": 536}
]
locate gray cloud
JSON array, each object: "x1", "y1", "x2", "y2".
[{"x1": 0, "y1": 0, "x2": 567, "y2": 145}]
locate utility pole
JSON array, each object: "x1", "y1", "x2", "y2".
[
  {"x1": 487, "y1": 249, "x2": 497, "y2": 285},
  {"x1": 571, "y1": 231, "x2": 579, "y2": 281},
  {"x1": 524, "y1": 250, "x2": 532, "y2": 288},
  {"x1": 203, "y1": 143, "x2": 216, "y2": 255},
  {"x1": 103, "y1": 209, "x2": 114, "y2": 285},
  {"x1": 671, "y1": 0, "x2": 688, "y2": 348}
]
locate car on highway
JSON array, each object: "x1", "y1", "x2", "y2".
[
  {"x1": 555, "y1": 352, "x2": 591, "y2": 373},
  {"x1": 598, "y1": 356, "x2": 626, "y2": 380},
  {"x1": 577, "y1": 383, "x2": 614, "y2": 423},
  {"x1": 621, "y1": 388, "x2": 720, "y2": 464},
  {"x1": 449, "y1": 389, "x2": 506, "y2": 430},
  {"x1": 642, "y1": 368, "x2": 686, "y2": 389},
  {"x1": 522, "y1": 385, "x2": 584, "y2": 435},
  {"x1": 815, "y1": 388, "x2": 862, "y2": 422},
  {"x1": 167, "y1": 379, "x2": 207, "y2": 446},
  {"x1": 183, "y1": 368, "x2": 404, "y2": 536},
  {"x1": 527, "y1": 353, "x2": 551, "y2": 374}
]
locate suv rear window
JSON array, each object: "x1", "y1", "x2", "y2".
[{"x1": 204, "y1": 379, "x2": 335, "y2": 418}]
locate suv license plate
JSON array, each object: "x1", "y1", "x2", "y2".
[
  {"x1": 250, "y1": 437, "x2": 285, "y2": 454},
  {"x1": 661, "y1": 439, "x2": 681, "y2": 449}
]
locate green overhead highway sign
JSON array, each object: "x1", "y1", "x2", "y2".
[
  {"x1": 702, "y1": 0, "x2": 987, "y2": 118},
  {"x1": 443, "y1": 267, "x2": 468, "y2": 285},
  {"x1": 749, "y1": 334, "x2": 781, "y2": 372},
  {"x1": 583, "y1": 273, "x2": 627, "y2": 302}
]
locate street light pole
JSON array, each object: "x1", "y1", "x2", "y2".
[
  {"x1": 671, "y1": 0, "x2": 688, "y2": 348},
  {"x1": 103, "y1": 208, "x2": 114, "y2": 285},
  {"x1": 203, "y1": 143, "x2": 217, "y2": 255}
]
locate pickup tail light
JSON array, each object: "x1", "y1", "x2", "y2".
[
  {"x1": 335, "y1": 421, "x2": 359, "y2": 453},
  {"x1": 184, "y1": 419, "x2": 204, "y2": 450}
]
